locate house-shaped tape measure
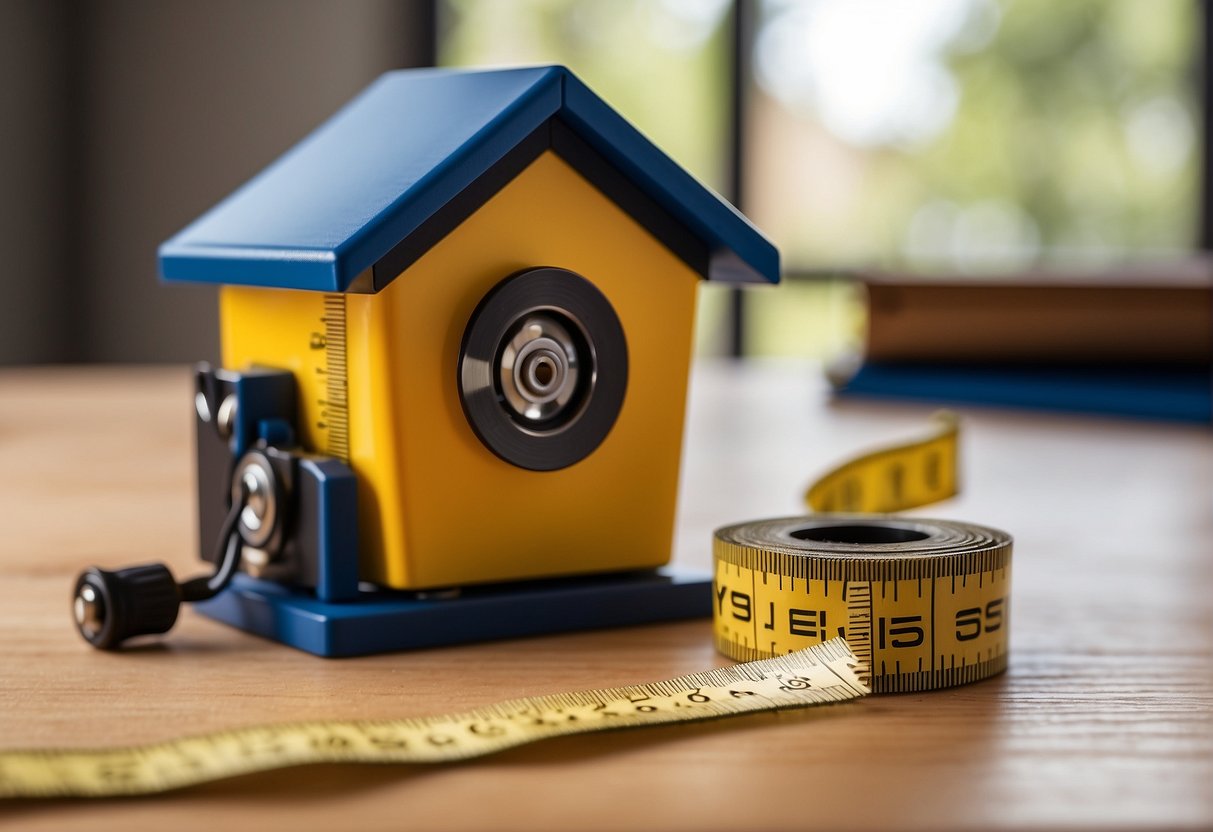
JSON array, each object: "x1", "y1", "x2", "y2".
[{"x1": 152, "y1": 66, "x2": 779, "y2": 655}]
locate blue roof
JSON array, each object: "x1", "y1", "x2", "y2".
[{"x1": 159, "y1": 66, "x2": 779, "y2": 291}]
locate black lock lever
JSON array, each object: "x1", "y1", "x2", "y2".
[{"x1": 71, "y1": 479, "x2": 249, "y2": 650}]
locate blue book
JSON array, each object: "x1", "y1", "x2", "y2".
[{"x1": 834, "y1": 361, "x2": 1212, "y2": 423}]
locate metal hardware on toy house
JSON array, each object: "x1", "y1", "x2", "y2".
[{"x1": 72, "y1": 65, "x2": 780, "y2": 656}]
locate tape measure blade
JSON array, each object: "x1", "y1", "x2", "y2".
[
  {"x1": 805, "y1": 411, "x2": 960, "y2": 513},
  {"x1": 0, "y1": 639, "x2": 867, "y2": 799}
]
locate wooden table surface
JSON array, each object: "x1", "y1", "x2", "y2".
[{"x1": 0, "y1": 362, "x2": 1210, "y2": 831}]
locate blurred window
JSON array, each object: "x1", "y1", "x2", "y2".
[
  {"x1": 439, "y1": 0, "x2": 732, "y2": 190},
  {"x1": 439, "y1": 0, "x2": 1202, "y2": 357},
  {"x1": 749, "y1": 0, "x2": 1200, "y2": 273}
]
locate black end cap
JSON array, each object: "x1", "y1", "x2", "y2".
[{"x1": 72, "y1": 564, "x2": 181, "y2": 650}]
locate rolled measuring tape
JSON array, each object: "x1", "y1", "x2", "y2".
[
  {"x1": 713, "y1": 516, "x2": 1011, "y2": 693},
  {"x1": 715, "y1": 411, "x2": 1011, "y2": 693}
]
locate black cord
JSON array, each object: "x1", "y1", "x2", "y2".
[
  {"x1": 72, "y1": 477, "x2": 252, "y2": 649},
  {"x1": 179, "y1": 481, "x2": 246, "y2": 603}
]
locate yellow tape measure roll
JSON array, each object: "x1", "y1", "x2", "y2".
[
  {"x1": 0, "y1": 639, "x2": 866, "y2": 798},
  {"x1": 713, "y1": 516, "x2": 1011, "y2": 693},
  {"x1": 714, "y1": 409, "x2": 1011, "y2": 693}
]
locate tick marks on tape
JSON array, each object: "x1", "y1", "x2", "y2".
[
  {"x1": 0, "y1": 641, "x2": 868, "y2": 798},
  {"x1": 715, "y1": 575, "x2": 1007, "y2": 645}
]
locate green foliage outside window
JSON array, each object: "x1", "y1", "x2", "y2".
[{"x1": 441, "y1": 0, "x2": 1200, "y2": 357}]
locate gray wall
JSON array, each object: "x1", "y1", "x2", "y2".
[
  {"x1": 0, "y1": 0, "x2": 432, "y2": 364},
  {"x1": 0, "y1": 2, "x2": 74, "y2": 364}
]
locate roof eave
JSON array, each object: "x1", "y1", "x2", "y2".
[
  {"x1": 158, "y1": 242, "x2": 342, "y2": 291},
  {"x1": 558, "y1": 70, "x2": 779, "y2": 285}
]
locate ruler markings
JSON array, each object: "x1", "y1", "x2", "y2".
[{"x1": 321, "y1": 294, "x2": 350, "y2": 463}]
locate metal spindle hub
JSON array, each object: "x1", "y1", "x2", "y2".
[
  {"x1": 232, "y1": 454, "x2": 278, "y2": 550},
  {"x1": 73, "y1": 583, "x2": 104, "y2": 639},
  {"x1": 457, "y1": 267, "x2": 628, "y2": 471},
  {"x1": 499, "y1": 315, "x2": 582, "y2": 425}
]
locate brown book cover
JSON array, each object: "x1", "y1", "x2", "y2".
[{"x1": 861, "y1": 262, "x2": 1213, "y2": 366}]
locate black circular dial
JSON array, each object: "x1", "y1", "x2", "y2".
[{"x1": 458, "y1": 267, "x2": 628, "y2": 471}]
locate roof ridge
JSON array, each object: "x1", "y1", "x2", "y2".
[{"x1": 159, "y1": 66, "x2": 778, "y2": 292}]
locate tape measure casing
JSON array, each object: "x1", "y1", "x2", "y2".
[{"x1": 713, "y1": 516, "x2": 1011, "y2": 693}]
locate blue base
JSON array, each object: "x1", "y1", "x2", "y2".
[{"x1": 195, "y1": 570, "x2": 712, "y2": 657}]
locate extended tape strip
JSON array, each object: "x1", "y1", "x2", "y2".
[
  {"x1": 0, "y1": 639, "x2": 866, "y2": 799},
  {"x1": 805, "y1": 410, "x2": 959, "y2": 513},
  {"x1": 713, "y1": 517, "x2": 1011, "y2": 693}
]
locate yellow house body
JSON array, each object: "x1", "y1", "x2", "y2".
[
  {"x1": 220, "y1": 151, "x2": 699, "y2": 589},
  {"x1": 161, "y1": 66, "x2": 779, "y2": 611}
]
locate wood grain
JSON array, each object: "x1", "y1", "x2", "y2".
[{"x1": 0, "y1": 362, "x2": 1210, "y2": 831}]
